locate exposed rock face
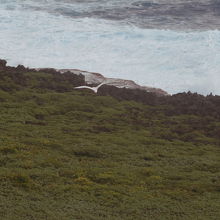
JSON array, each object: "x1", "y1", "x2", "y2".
[
  {"x1": 58, "y1": 69, "x2": 169, "y2": 96},
  {"x1": 36, "y1": 67, "x2": 169, "y2": 96}
]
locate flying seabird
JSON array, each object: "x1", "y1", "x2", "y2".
[{"x1": 74, "y1": 80, "x2": 107, "y2": 93}]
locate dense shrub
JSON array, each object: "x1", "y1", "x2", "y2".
[{"x1": 0, "y1": 60, "x2": 220, "y2": 220}]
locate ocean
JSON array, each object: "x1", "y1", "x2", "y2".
[{"x1": 0, "y1": 0, "x2": 219, "y2": 94}]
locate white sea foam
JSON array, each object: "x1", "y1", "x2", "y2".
[{"x1": 0, "y1": 1, "x2": 219, "y2": 94}]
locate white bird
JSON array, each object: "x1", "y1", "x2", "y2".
[{"x1": 74, "y1": 81, "x2": 107, "y2": 93}]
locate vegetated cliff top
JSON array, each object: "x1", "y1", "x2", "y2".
[{"x1": 1, "y1": 59, "x2": 220, "y2": 119}]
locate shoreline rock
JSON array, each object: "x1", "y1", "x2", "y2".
[{"x1": 57, "y1": 68, "x2": 169, "y2": 96}]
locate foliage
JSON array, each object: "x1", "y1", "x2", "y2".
[{"x1": 0, "y1": 60, "x2": 220, "y2": 219}]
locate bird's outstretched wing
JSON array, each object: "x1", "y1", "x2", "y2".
[
  {"x1": 74, "y1": 85, "x2": 96, "y2": 93},
  {"x1": 96, "y1": 79, "x2": 108, "y2": 89},
  {"x1": 75, "y1": 86, "x2": 92, "y2": 89}
]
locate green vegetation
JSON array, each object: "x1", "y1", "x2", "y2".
[{"x1": 0, "y1": 60, "x2": 220, "y2": 219}]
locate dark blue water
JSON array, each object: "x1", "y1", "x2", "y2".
[{"x1": 23, "y1": 0, "x2": 220, "y2": 30}]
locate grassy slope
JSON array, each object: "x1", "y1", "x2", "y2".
[{"x1": 0, "y1": 69, "x2": 220, "y2": 220}]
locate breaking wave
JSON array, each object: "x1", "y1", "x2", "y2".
[{"x1": 0, "y1": 0, "x2": 219, "y2": 94}]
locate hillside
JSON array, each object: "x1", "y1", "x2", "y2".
[{"x1": 0, "y1": 60, "x2": 220, "y2": 220}]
